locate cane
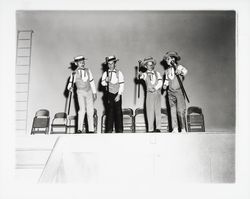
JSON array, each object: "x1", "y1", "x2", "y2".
[
  {"x1": 137, "y1": 60, "x2": 142, "y2": 98},
  {"x1": 171, "y1": 61, "x2": 190, "y2": 103},
  {"x1": 67, "y1": 71, "x2": 76, "y2": 115},
  {"x1": 105, "y1": 57, "x2": 109, "y2": 93}
]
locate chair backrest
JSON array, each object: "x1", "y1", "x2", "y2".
[
  {"x1": 54, "y1": 112, "x2": 67, "y2": 119},
  {"x1": 122, "y1": 108, "x2": 134, "y2": 132},
  {"x1": 31, "y1": 109, "x2": 50, "y2": 134},
  {"x1": 36, "y1": 109, "x2": 49, "y2": 117},
  {"x1": 187, "y1": 106, "x2": 205, "y2": 132},
  {"x1": 122, "y1": 108, "x2": 133, "y2": 117},
  {"x1": 32, "y1": 117, "x2": 50, "y2": 128},
  {"x1": 135, "y1": 108, "x2": 144, "y2": 116},
  {"x1": 187, "y1": 106, "x2": 202, "y2": 115},
  {"x1": 161, "y1": 108, "x2": 167, "y2": 115}
]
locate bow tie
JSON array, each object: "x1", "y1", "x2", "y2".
[{"x1": 108, "y1": 70, "x2": 116, "y2": 73}]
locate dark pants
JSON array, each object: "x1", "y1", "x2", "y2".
[{"x1": 105, "y1": 92, "x2": 123, "y2": 133}]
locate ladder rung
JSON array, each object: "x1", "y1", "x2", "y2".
[
  {"x1": 16, "y1": 91, "x2": 28, "y2": 93},
  {"x1": 16, "y1": 82, "x2": 28, "y2": 84},
  {"x1": 18, "y1": 30, "x2": 34, "y2": 33},
  {"x1": 18, "y1": 39, "x2": 31, "y2": 41},
  {"x1": 16, "y1": 110, "x2": 27, "y2": 112},
  {"x1": 16, "y1": 119, "x2": 26, "y2": 121},
  {"x1": 16, "y1": 64, "x2": 29, "y2": 66},
  {"x1": 16, "y1": 100, "x2": 28, "y2": 102},
  {"x1": 16, "y1": 128, "x2": 26, "y2": 130},
  {"x1": 18, "y1": 47, "x2": 31, "y2": 49},
  {"x1": 17, "y1": 55, "x2": 30, "y2": 58},
  {"x1": 16, "y1": 73, "x2": 29, "y2": 75}
]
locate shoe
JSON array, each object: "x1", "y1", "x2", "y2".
[
  {"x1": 171, "y1": 127, "x2": 178, "y2": 133},
  {"x1": 155, "y1": 129, "x2": 161, "y2": 132},
  {"x1": 181, "y1": 129, "x2": 187, "y2": 133},
  {"x1": 76, "y1": 130, "x2": 82, "y2": 134},
  {"x1": 148, "y1": 131, "x2": 154, "y2": 133},
  {"x1": 88, "y1": 131, "x2": 95, "y2": 133}
]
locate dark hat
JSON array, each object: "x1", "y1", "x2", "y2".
[
  {"x1": 74, "y1": 55, "x2": 87, "y2": 62},
  {"x1": 106, "y1": 55, "x2": 119, "y2": 63},
  {"x1": 142, "y1": 57, "x2": 156, "y2": 67},
  {"x1": 164, "y1": 51, "x2": 181, "y2": 61}
]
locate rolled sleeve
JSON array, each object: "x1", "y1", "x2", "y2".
[
  {"x1": 154, "y1": 72, "x2": 163, "y2": 90},
  {"x1": 88, "y1": 70, "x2": 97, "y2": 94},
  {"x1": 101, "y1": 72, "x2": 108, "y2": 86},
  {"x1": 118, "y1": 71, "x2": 124, "y2": 95}
]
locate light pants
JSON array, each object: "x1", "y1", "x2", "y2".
[
  {"x1": 77, "y1": 90, "x2": 94, "y2": 132},
  {"x1": 168, "y1": 89, "x2": 186, "y2": 130},
  {"x1": 146, "y1": 90, "x2": 161, "y2": 132}
]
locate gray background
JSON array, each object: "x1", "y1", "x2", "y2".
[{"x1": 16, "y1": 11, "x2": 235, "y2": 132}]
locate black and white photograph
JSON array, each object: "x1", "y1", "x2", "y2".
[{"x1": 0, "y1": 0, "x2": 250, "y2": 199}]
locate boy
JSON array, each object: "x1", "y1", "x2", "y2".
[
  {"x1": 101, "y1": 55, "x2": 124, "y2": 133},
  {"x1": 163, "y1": 51, "x2": 188, "y2": 133},
  {"x1": 139, "y1": 57, "x2": 163, "y2": 132},
  {"x1": 67, "y1": 55, "x2": 97, "y2": 133}
]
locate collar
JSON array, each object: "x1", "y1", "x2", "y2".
[
  {"x1": 108, "y1": 69, "x2": 116, "y2": 72},
  {"x1": 77, "y1": 67, "x2": 86, "y2": 71},
  {"x1": 147, "y1": 70, "x2": 155, "y2": 74}
]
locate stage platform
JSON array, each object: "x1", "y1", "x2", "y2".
[{"x1": 16, "y1": 132, "x2": 235, "y2": 183}]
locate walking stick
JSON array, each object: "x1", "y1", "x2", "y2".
[
  {"x1": 105, "y1": 57, "x2": 109, "y2": 94},
  {"x1": 171, "y1": 61, "x2": 190, "y2": 103},
  {"x1": 67, "y1": 71, "x2": 76, "y2": 115},
  {"x1": 137, "y1": 60, "x2": 142, "y2": 98},
  {"x1": 134, "y1": 66, "x2": 138, "y2": 104}
]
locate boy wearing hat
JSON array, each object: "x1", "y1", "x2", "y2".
[
  {"x1": 162, "y1": 51, "x2": 188, "y2": 133},
  {"x1": 101, "y1": 55, "x2": 124, "y2": 133},
  {"x1": 138, "y1": 57, "x2": 163, "y2": 132},
  {"x1": 67, "y1": 55, "x2": 97, "y2": 133}
]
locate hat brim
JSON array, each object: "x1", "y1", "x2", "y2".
[
  {"x1": 106, "y1": 59, "x2": 119, "y2": 63},
  {"x1": 142, "y1": 60, "x2": 156, "y2": 67},
  {"x1": 164, "y1": 54, "x2": 181, "y2": 61},
  {"x1": 74, "y1": 58, "x2": 87, "y2": 63}
]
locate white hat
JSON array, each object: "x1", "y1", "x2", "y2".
[
  {"x1": 74, "y1": 55, "x2": 87, "y2": 62},
  {"x1": 105, "y1": 55, "x2": 119, "y2": 63}
]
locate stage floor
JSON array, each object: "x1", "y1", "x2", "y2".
[{"x1": 16, "y1": 132, "x2": 235, "y2": 183}]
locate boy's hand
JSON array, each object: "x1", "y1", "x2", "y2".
[
  {"x1": 175, "y1": 68, "x2": 182, "y2": 75},
  {"x1": 148, "y1": 87, "x2": 156, "y2": 92},
  {"x1": 115, "y1": 94, "x2": 121, "y2": 102},
  {"x1": 105, "y1": 77, "x2": 110, "y2": 82},
  {"x1": 68, "y1": 87, "x2": 73, "y2": 92}
]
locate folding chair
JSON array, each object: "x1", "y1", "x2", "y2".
[
  {"x1": 161, "y1": 108, "x2": 169, "y2": 132},
  {"x1": 31, "y1": 109, "x2": 50, "y2": 134},
  {"x1": 50, "y1": 112, "x2": 67, "y2": 134},
  {"x1": 134, "y1": 108, "x2": 147, "y2": 132},
  {"x1": 187, "y1": 106, "x2": 205, "y2": 132},
  {"x1": 122, "y1": 108, "x2": 134, "y2": 133}
]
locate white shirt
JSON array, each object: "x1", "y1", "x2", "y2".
[
  {"x1": 140, "y1": 70, "x2": 163, "y2": 90},
  {"x1": 164, "y1": 64, "x2": 188, "y2": 86},
  {"x1": 101, "y1": 69, "x2": 124, "y2": 95},
  {"x1": 67, "y1": 68, "x2": 97, "y2": 94}
]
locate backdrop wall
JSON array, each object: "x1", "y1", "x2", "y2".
[{"x1": 16, "y1": 11, "x2": 235, "y2": 133}]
